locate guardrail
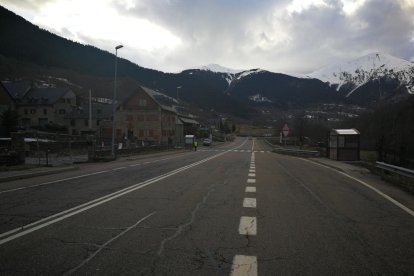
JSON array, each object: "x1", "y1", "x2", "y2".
[
  {"x1": 272, "y1": 147, "x2": 320, "y2": 157},
  {"x1": 376, "y1": 162, "x2": 414, "y2": 178}
]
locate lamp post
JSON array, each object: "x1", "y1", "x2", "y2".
[
  {"x1": 176, "y1": 86, "x2": 182, "y2": 102},
  {"x1": 111, "y1": 44, "x2": 123, "y2": 157}
]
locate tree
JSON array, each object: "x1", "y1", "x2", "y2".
[{"x1": 0, "y1": 108, "x2": 18, "y2": 137}]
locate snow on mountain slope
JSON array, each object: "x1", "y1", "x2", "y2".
[
  {"x1": 196, "y1": 65, "x2": 310, "y2": 85},
  {"x1": 308, "y1": 53, "x2": 414, "y2": 95},
  {"x1": 198, "y1": 64, "x2": 243, "y2": 74}
]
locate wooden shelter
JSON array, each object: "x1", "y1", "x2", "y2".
[{"x1": 328, "y1": 129, "x2": 360, "y2": 161}]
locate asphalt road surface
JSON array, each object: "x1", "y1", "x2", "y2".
[{"x1": 0, "y1": 137, "x2": 413, "y2": 275}]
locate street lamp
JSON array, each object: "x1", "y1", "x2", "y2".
[
  {"x1": 111, "y1": 44, "x2": 123, "y2": 157},
  {"x1": 176, "y1": 85, "x2": 182, "y2": 101}
]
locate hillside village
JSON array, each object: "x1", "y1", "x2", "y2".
[{"x1": 0, "y1": 80, "x2": 207, "y2": 162}]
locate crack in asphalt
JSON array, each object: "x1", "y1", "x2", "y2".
[
  {"x1": 156, "y1": 184, "x2": 216, "y2": 256},
  {"x1": 62, "y1": 211, "x2": 156, "y2": 276}
]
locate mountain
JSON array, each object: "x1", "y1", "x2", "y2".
[
  {"x1": 225, "y1": 69, "x2": 338, "y2": 108},
  {"x1": 1, "y1": 4, "x2": 412, "y2": 120},
  {"x1": 308, "y1": 53, "x2": 414, "y2": 102}
]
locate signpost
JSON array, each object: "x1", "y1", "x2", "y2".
[{"x1": 282, "y1": 123, "x2": 289, "y2": 146}]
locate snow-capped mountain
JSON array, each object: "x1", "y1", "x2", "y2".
[
  {"x1": 308, "y1": 53, "x2": 414, "y2": 96},
  {"x1": 198, "y1": 64, "x2": 243, "y2": 74}
]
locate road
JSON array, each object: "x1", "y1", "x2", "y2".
[{"x1": 0, "y1": 137, "x2": 413, "y2": 275}]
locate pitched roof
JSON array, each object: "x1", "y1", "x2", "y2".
[
  {"x1": 20, "y1": 87, "x2": 74, "y2": 105},
  {"x1": 139, "y1": 86, "x2": 178, "y2": 113},
  {"x1": 1, "y1": 80, "x2": 31, "y2": 101}
]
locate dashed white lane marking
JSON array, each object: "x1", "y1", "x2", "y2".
[
  {"x1": 249, "y1": 169, "x2": 255, "y2": 173},
  {"x1": 230, "y1": 255, "x2": 258, "y2": 276},
  {"x1": 245, "y1": 186, "x2": 256, "y2": 193},
  {"x1": 243, "y1": 198, "x2": 257, "y2": 208},
  {"x1": 238, "y1": 216, "x2": 257, "y2": 235},
  {"x1": 247, "y1": 179, "x2": 256, "y2": 183},
  {"x1": 248, "y1": 173, "x2": 256, "y2": 177}
]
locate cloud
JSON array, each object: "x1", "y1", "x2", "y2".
[{"x1": 0, "y1": 0, "x2": 413, "y2": 73}]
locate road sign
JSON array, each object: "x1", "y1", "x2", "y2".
[{"x1": 282, "y1": 123, "x2": 289, "y2": 137}]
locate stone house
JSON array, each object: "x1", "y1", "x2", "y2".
[
  {"x1": 17, "y1": 87, "x2": 76, "y2": 129},
  {"x1": 112, "y1": 86, "x2": 183, "y2": 145},
  {"x1": 0, "y1": 81, "x2": 76, "y2": 130},
  {"x1": 66, "y1": 102, "x2": 113, "y2": 135}
]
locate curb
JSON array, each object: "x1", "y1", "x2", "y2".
[
  {"x1": 307, "y1": 158, "x2": 346, "y2": 173},
  {"x1": 0, "y1": 166, "x2": 79, "y2": 183}
]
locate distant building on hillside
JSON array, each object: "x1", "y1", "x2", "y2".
[{"x1": 0, "y1": 80, "x2": 76, "y2": 131}]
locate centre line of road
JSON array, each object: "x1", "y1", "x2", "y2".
[
  {"x1": 245, "y1": 187, "x2": 256, "y2": 193},
  {"x1": 230, "y1": 255, "x2": 258, "y2": 276},
  {"x1": 0, "y1": 150, "x2": 230, "y2": 246},
  {"x1": 238, "y1": 216, "x2": 257, "y2": 235},
  {"x1": 243, "y1": 198, "x2": 257, "y2": 208},
  {"x1": 302, "y1": 158, "x2": 414, "y2": 217}
]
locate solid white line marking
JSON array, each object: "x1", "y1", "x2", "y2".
[
  {"x1": 248, "y1": 173, "x2": 256, "y2": 177},
  {"x1": 247, "y1": 179, "x2": 256, "y2": 183},
  {"x1": 230, "y1": 255, "x2": 258, "y2": 276},
  {"x1": 112, "y1": 167, "x2": 126, "y2": 171},
  {"x1": 243, "y1": 198, "x2": 257, "y2": 208},
  {"x1": 238, "y1": 216, "x2": 257, "y2": 235},
  {"x1": 301, "y1": 158, "x2": 414, "y2": 217},
  {"x1": 0, "y1": 151, "x2": 230, "y2": 245},
  {"x1": 245, "y1": 186, "x2": 256, "y2": 193},
  {"x1": 0, "y1": 170, "x2": 110, "y2": 195}
]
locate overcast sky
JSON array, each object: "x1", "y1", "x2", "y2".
[{"x1": 1, "y1": 0, "x2": 413, "y2": 73}]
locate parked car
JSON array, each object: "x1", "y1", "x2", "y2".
[{"x1": 203, "y1": 138, "x2": 212, "y2": 146}]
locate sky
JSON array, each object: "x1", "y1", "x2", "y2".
[{"x1": 1, "y1": 0, "x2": 413, "y2": 73}]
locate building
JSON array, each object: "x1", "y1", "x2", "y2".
[
  {"x1": 0, "y1": 80, "x2": 77, "y2": 130},
  {"x1": 0, "y1": 82, "x2": 16, "y2": 113},
  {"x1": 328, "y1": 128, "x2": 360, "y2": 161},
  {"x1": 103, "y1": 85, "x2": 199, "y2": 146},
  {"x1": 66, "y1": 102, "x2": 113, "y2": 135}
]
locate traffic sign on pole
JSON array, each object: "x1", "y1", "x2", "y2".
[{"x1": 282, "y1": 123, "x2": 290, "y2": 137}]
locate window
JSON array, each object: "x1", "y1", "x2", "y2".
[
  {"x1": 139, "y1": 99, "x2": 147, "y2": 106},
  {"x1": 84, "y1": 119, "x2": 88, "y2": 126},
  {"x1": 70, "y1": 119, "x2": 75, "y2": 127},
  {"x1": 97, "y1": 109, "x2": 102, "y2": 114},
  {"x1": 24, "y1": 109, "x2": 28, "y2": 115},
  {"x1": 127, "y1": 115, "x2": 133, "y2": 121},
  {"x1": 149, "y1": 130, "x2": 154, "y2": 136},
  {"x1": 43, "y1": 109, "x2": 47, "y2": 115},
  {"x1": 97, "y1": 119, "x2": 101, "y2": 126},
  {"x1": 59, "y1": 109, "x2": 66, "y2": 114},
  {"x1": 30, "y1": 109, "x2": 36, "y2": 114}
]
